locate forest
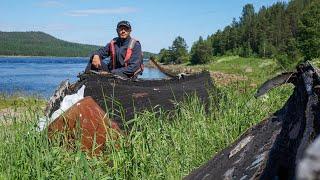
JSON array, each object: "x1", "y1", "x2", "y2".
[
  {"x1": 159, "y1": 0, "x2": 320, "y2": 68},
  {"x1": 0, "y1": 31, "x2": 101, "y2": 57}
]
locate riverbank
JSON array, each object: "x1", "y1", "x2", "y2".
[
  {"x1": 0, "y1": 94, "x2": 45, "y2": 122},
  {"x1": 151, "y1": 56, "x2": 280, "y2": 86}
]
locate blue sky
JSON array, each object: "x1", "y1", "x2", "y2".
[{"x1": 1, "y1": 0, "x2": 287, "y2": 53}]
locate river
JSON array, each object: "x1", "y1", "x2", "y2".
[{"x1": 0, "y1": 57, "x2": 166, "y2": 98}]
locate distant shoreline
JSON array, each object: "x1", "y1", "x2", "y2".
[
  {"x1": 0, "y1": 55, "x2": 153, "y2": 59},
  {"x1": 0, "y1": 55, "x2": 88, "y2": 58},
  {"x1": 0, "y1": 55, "x2": 151, "y2": 62}
]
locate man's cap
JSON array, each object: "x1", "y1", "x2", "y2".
[{"x1": 117, "y1": 20, "x2": 131, "y2": 30}]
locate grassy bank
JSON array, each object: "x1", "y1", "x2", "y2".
[
  {"x1": 0, "y1": 57, "x2": 293, "y2": 179},
  {"x1": 0, "y1": 94, "x2": 45, "y2": 110}
]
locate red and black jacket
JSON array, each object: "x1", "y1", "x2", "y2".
[{"x1": 85, "y1": 37, "x2": 143, "y2": 78}]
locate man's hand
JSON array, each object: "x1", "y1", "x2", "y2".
[
  {"x1": 100, "y1": 71, "x2": 110, "y2": 75},
  {"x1": 92, "y1": 55, "x2": 101, "y2": 69}
]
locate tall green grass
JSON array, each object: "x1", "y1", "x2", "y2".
[{"x1": 0, "y1": 81, "x2": 292, "y2": 179}]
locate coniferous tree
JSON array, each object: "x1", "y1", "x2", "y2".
[
  {"x1": 188, "y1": 0, "x2": 314, "y2": 66},
  {"x1": 190, "y1": 36, "x2": 212, "y2": 64},
  {"x1": 158, "y1": 48, "x2": 173, "y2": 64},
  {"x1": 170, "y1": 36, "x2": 189, "y2": 63},
  {"x1": 158, "y1": 36, "x2": 189, "y2": 64},
  {"x1": 297, "y1": 0, "x2": 320, "y2": 60}
]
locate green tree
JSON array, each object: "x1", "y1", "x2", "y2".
[
  {"x1": 170, "y1": 36, "x2": 189, "y2": 64},
  {"x1": 158, "y1": 48, "x2": 173, "y2": 64},
  {"x1": 239, "y1": 42, "x2": 253, "y2": 57},
  {"x1": 297, "y1": 0, "x2": 320, "y2": 60},
  {"x1": 241, "y1": 4, "x2": 258, "y2": 53},
  {"x1": 158, "y1": 36, "x2": 189, "y2": 64},
  {"x1": 286, "y1": 38, "x2": 300, "y2": 62},
  {"x1": 229, "y1": 19, "x2": 240, "y2": 53},
  {"x1": 190, "y1": 37, "x2": 212, "y2": 64}
]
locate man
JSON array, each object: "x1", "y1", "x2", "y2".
[{"x1": 85, "y1": 20, "x2": 143, "y2": 78}]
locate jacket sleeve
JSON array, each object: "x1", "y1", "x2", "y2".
[
  {"x1": 111, "y1": 41, "x2": 143, "y2": 75},
  {"x1": 85, "y1": 43, "x2": 111, "y2": 72},
  {"x1": 92, "y1": 43, "x2": 110, "y2": 60}
]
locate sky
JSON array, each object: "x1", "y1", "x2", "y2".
[{"x1": 0, "y1": 0, "x2": 288, "y2": 53}]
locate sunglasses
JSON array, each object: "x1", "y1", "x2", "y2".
[{"x1": 117, "y1": 26, "x2": 131, "y2": 32}]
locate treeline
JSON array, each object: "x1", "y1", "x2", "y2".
[
  {"x1": 142, "y1": 51, "x2": 157, "y2": 59},
  {"x1": 159, "y1": 0, "x2": 320, "y2": 67},
  {"x1": 0, "y1": 31, "x2": 157, "y2": 58}
]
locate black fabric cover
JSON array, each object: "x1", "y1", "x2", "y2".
[{"x1": 69, "y1": 72, "x2": 213, "y2": 124}]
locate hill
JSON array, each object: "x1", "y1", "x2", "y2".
[
  {"x1": 0, "y1": 31, "x2": 100, "y2": 57},
  {"x1": 0, "y1": 31, "x2": 156, "y2": 58}
]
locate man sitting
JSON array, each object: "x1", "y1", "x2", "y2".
[{"x1": 85, "y1": 20, "x2": 143, "y2": 78}]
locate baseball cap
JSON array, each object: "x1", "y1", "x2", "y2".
[{"x1": 117, "y1": 20, "x2": 131, "y2": 30}]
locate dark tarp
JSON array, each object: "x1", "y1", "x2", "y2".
[
  {"x1": 185, "y1": 62, "x2": 320, "y2": 180},
  {"x1": 49, "y1": 71, "x2": 213, "y2": 127}
]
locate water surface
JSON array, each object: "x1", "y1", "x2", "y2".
[{"x1": 0, "y1": 57, "x2": 166, "y2": 98}]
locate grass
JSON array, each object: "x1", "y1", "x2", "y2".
[
  {"x1": 0, "y1": 56, "x2": 293, "y2": 179},
  {"x1": 0, "y1": 94, "x2": 45, "y2": 110},
  {"x1": 208, "y1": 56, "x2": 279, "y2": 83},
  {"x1": 188, "y1": 56, "x2": 281, "y2": 84}
]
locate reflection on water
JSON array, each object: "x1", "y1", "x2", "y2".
[{"x1": 0, "y1": 57, "x2": 167, "y2": 98}]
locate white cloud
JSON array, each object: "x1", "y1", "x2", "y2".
[
  {"x1": 66, "y1": 7, "x2": 138, "y2": 17},
  {"x1": 42, "y1": 24, "x2": 74, "y2": 31},
  {"x1": 38, "y1": 1, "x2": 64, "y2": 8},
  {"x1": 0, "y1": 23, "x2": 73, "y2": 32}
]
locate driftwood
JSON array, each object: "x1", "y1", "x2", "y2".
[
  {"x1": 45, "y1": 80, "x2": 70, "y2": 117},
  {"x1": 185, "y1": 62, "x2": 320, "y2": 180},
  {"x1": 149, "y1": 57, "x2": 177, "y2": 78}
]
